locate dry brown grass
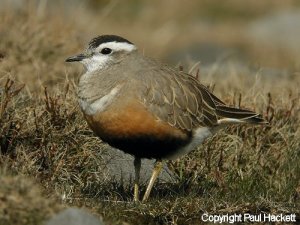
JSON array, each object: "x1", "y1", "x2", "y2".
[
  {"x1": 0, "y1": 1, "x2": 300, "y2": 225},
  {"x1": 0, "y1": 168, "x2": 62, "y2": 225}
]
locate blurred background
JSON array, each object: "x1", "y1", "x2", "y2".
[{"x1": 1, "y1": 0, "x2": 300, "y2": 91}]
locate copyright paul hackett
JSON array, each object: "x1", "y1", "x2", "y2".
[{"x1": 201, "y1": 213, "x2": 297, "y2": 223}]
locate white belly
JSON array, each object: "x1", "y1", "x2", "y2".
[{"x1": 164, "y1": 127, "x2": 214, "y2": 160}]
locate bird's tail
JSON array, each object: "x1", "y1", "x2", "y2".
[{"x1": 216, "y1": 105, "x2": 267, "y2": 125}]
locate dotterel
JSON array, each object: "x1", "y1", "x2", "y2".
[{"x1": 66, "y1": 35, "x2": 266, "y2": 202}]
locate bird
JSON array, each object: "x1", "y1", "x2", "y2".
[{"x1": 66, "y1": 34, "x2": 267, "y2": 202}]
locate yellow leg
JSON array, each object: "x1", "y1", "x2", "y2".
[
  {"x1": 134, "y1": 157, "x2": 141, "y2": 202},
  {"x1": 142, "y1": 160, "x2": 163, "y2": 202}
]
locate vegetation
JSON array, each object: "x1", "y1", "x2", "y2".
[{"x1": 0, "y1": 1, "x2": 299, "y2": 224}]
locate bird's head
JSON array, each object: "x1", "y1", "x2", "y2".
[{"x1": 66, "y1": 35, "x2": 137, "y2": 72}]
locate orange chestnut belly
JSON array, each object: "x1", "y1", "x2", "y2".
[{"x1": 84, "y1": 102, "x2": 191, "y2": 159}]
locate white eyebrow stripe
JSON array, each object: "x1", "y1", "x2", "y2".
[{"x1": 96, "y1": 41, "x2": 137, "y2": 52}]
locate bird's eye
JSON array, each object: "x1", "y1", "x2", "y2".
[{"x1": 100, "y1": 48, "x2": 112, "y2": 55}]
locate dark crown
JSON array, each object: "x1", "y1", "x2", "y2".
[{"x1": 88, "y1": 35, "x2": 133, "y2": 49}]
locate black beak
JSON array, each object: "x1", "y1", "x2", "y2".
[{"x1": 65, "y1": 53, "x2": 86, "y2": 62}]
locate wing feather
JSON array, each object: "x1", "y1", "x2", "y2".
[
  {"x1": 136, "y1": 60, "x2": 265, "y2": 131},
  {"x1": 138, "y1": 66, "x2": 219, "y2": 131}
]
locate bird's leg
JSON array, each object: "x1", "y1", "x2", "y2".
[
  {"x1": 142, "y1": 159, "x2": 163, "y2": 202},
  {"x1": 134, "y1": 157, "x2": 141, "y2": 202}
]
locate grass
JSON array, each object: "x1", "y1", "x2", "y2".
[{"x1": 0, "y1": 1, "x2": 300, "y2": 225}]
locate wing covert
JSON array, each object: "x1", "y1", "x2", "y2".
[{"x1": 137, "y1": 66, "x2": 220, "y2": 131}]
